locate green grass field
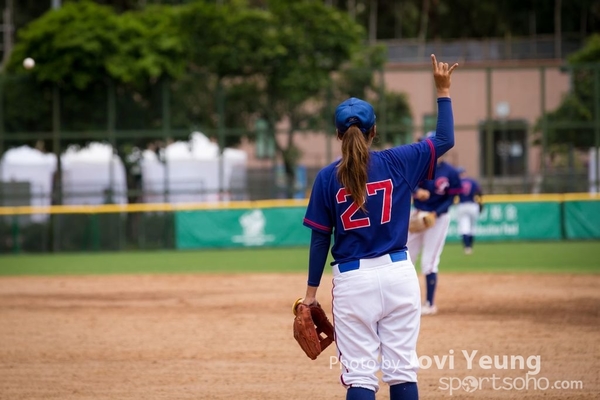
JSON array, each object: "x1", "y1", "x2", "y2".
[{"x1": 0, "y1": 241, "x2": 599, "y2": 276}]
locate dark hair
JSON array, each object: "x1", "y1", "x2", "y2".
[{"x1": 336, "y1": 125, "x2": 372, "y2": 212}]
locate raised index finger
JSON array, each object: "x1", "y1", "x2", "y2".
[{"x1": 431, "y1": 54, "x2": 438, "y2": 71}]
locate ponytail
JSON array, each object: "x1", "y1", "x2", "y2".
[{"x1": 336, "y1": 126, "x2": 371, "y2": 212}]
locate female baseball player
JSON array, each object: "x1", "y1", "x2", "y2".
[
  {"x1": 456, "y1": 167, "x2": 483, "y2": 254},
  {"x1": 300, "y1": 54, "x2": 458, "y2": 400},
  {"x1": 408, "y1": 157, "x2": 462, "y2": 316}
]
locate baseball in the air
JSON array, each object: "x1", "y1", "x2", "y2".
[{"x1": 23, "y1": 57, "x2": 35, "y2": 69}]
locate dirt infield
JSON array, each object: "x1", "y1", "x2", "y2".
[{"x1": 0, "y1": 272, "x2": 598, "y2": 399}]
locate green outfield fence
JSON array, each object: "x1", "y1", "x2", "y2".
[{"x1": 0, "y1": 194, "x2": 598, "y2": 254}]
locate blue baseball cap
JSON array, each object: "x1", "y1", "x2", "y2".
[{"x1": 335, "y1": 97, "x2": 376, "y2": 134}]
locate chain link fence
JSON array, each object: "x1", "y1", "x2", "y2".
[{"x1": 0, "y1": 62, "x2": 599, "y2": 253}]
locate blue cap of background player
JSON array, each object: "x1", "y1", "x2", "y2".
[
  {"x1": 418, "y1": 131, "x2": 436, "y2": 142},
  {"x1": 335, "y1": 97, "x2": 376, "y2": 134}
]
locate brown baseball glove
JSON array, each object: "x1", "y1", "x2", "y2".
[
  {"x1": 292, "y1": 298, "x2": 334, "y2": 360},
  {"x1": 408, "y1": 210, "x2": 436, "y2": 233}
]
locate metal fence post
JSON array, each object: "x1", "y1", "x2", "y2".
[
  {"x1": 91, "y1": 213, "x2": 100, "y2": 251},
  {"x1": 162, "y1": 77, "x2": 171, "y2": 204},
  {"x1": 161, "y1": 77, "x2": 172, "y2": 249},
  {"x1": 106, "y1": 79, "x2": 122, "y2": 250},
  {"x1": 485, "y1": 67, "x2": 494, "y2": 193},
  {"x1": 524, "y1": 125, "x2": 530, "y2": 193},
  {"x1": 326, "y1": 81, "x2": 332, "y2": 165},
  {"x1": 139, "y1": 212, "x2": 146, "y2": 250},
  {"x1": 379, "y1": 67, "x2": 387, "y2": 145},
  {"x1": 595, "y1": 65, "x2": 600, "y2": 193},
  {"x1": 0, "y1": 74, "x2": 4, "y2": 207},
  {"x1": 52, "y1": 84, "x2": 62, "y2": 252},
  {"x1": 11, "y1": 214, "x2": 19, "y2": 254},
  {"x1": 217, "y1": 79, "x2": 225, "y2": 198},
  {"x1": 107, "y1": 79, "x2": 116, "y2": 203},
  {"x1": 540, "y1": 66, "x2": 547, "y2": 192}
]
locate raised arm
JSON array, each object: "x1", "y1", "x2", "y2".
[{"x1": 430, "y1": 54, "x2": 458, "y2": 157}]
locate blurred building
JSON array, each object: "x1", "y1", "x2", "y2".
[{"x1": 240, "y1": 36, "x2": 580, "y2": 194}]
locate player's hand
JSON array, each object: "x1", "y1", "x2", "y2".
[
  {"x1": 302, "y1": 285, "x2": 318, "y2": 308},
  {"x1": 302, "y1": 296, "x2": 317, "y2": 307},
  {"x1": 431, "y1": 54, "x2": 458, "y2": 97},
  {"x1": 414, "y1": 188, "x2": 430, "y2": 201},
  {"x1": 293, "y1": 296, "x2": 318, "y2": 315}
]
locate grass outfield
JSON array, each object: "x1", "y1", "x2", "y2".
[{"x1": 0, "y1": 241, "x2": 598, "y2": 276}]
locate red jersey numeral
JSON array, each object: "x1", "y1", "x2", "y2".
[{"x1": 336, "y1": 179, "x2": 393, "y2": 230}]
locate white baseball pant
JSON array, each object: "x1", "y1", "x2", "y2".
[
  {"x1": 407, "y1": 212, "x2": 451, "y2": 275},
  {"x1": 332, "y1": 254, "x2": 421, "y2": 393},
  {"x1": 457, "y1": 202, "x2": 480, "y2": 236}
]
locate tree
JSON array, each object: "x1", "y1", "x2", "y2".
[
  {"x1": 6, "y1": 2, "x2": 121, "y2": 90},
  {"x1": 5, "y1": 1, "x2": 187, "y2": 133},
  {"x1": 180, "y1": 0, "x2": 369, "y2": 196},
  {"x1": 108, "y1": 5, "x2": 187, "y2": 86},
  {"x1": 4, "y1": 2, "x2": 191, "y2": 207},
  {"x1": 177, "y1": 2, "x2": 282, "y2": 143},
  {"x1": 254, "y1": 0, "x2": 366, "y2": 196},
  {"x1": 309, "y1": 43, "x2": 412, "y2": 147},
  {"x1": 537, "y1": 34, "x2": 600, "y2": 149},
  {"x1": 4, "y1": 1, "x2": 190, "y2": 206},
  {"x1": 3, "y1": 0, "x2": 406, "y2": 200}
]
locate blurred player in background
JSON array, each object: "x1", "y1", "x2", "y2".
[
  {"x1": 300, "y1": 55, "x2": 458, "y2": 400},
  {"x1": 407, "y1": 147, "x2": 462, "y2": 316},
  {"x1": 456, "y1": 167, "x2": 483, "y2": 255}
]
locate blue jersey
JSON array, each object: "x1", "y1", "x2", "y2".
[
  {"x1": 413, "y1": 161, "x2": 462, "y2": 215},
  {"x1": 303, "y1": 139, "x2": 436, "y2": 265},
  {"x1": 459, "y1": 177, "x2": 481, "y2": 203}
]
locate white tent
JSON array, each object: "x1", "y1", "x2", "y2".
[
  {"x1": 61, "y1": 142, "x2": 127, "y2": 205},
  {"x1": 223, "y1": 147, "x2": 248, "y2": 201},
  {"x1": 140, "y1": 132, "x2": 248, "y2": 203},
  {"x1": 0, "y1": 146, "x2": 57, "y2": 221},
  {"x1": 140, "y1": 149, "x2": 166, "y2": 204}
]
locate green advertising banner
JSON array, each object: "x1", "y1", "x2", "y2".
[
  {"x1": 175, "y1": 207, "x2": 311, "y2": 249},
  {"x1": 176, "y1": 201, "x2": 565, "y2": 249},
  {"x1": 445, "y1": 201, "x2": 562, "y2": 242},
  {"x1": 564, "y1": 201, "x2": 600, "y2": 239}
]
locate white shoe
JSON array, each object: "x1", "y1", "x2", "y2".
[
  {"x1": 464, "y1": 247, "x2": 473, "y2": 255},
  {"x1": 421, "y1": 302, "x2": 438, "y2": 316}
]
